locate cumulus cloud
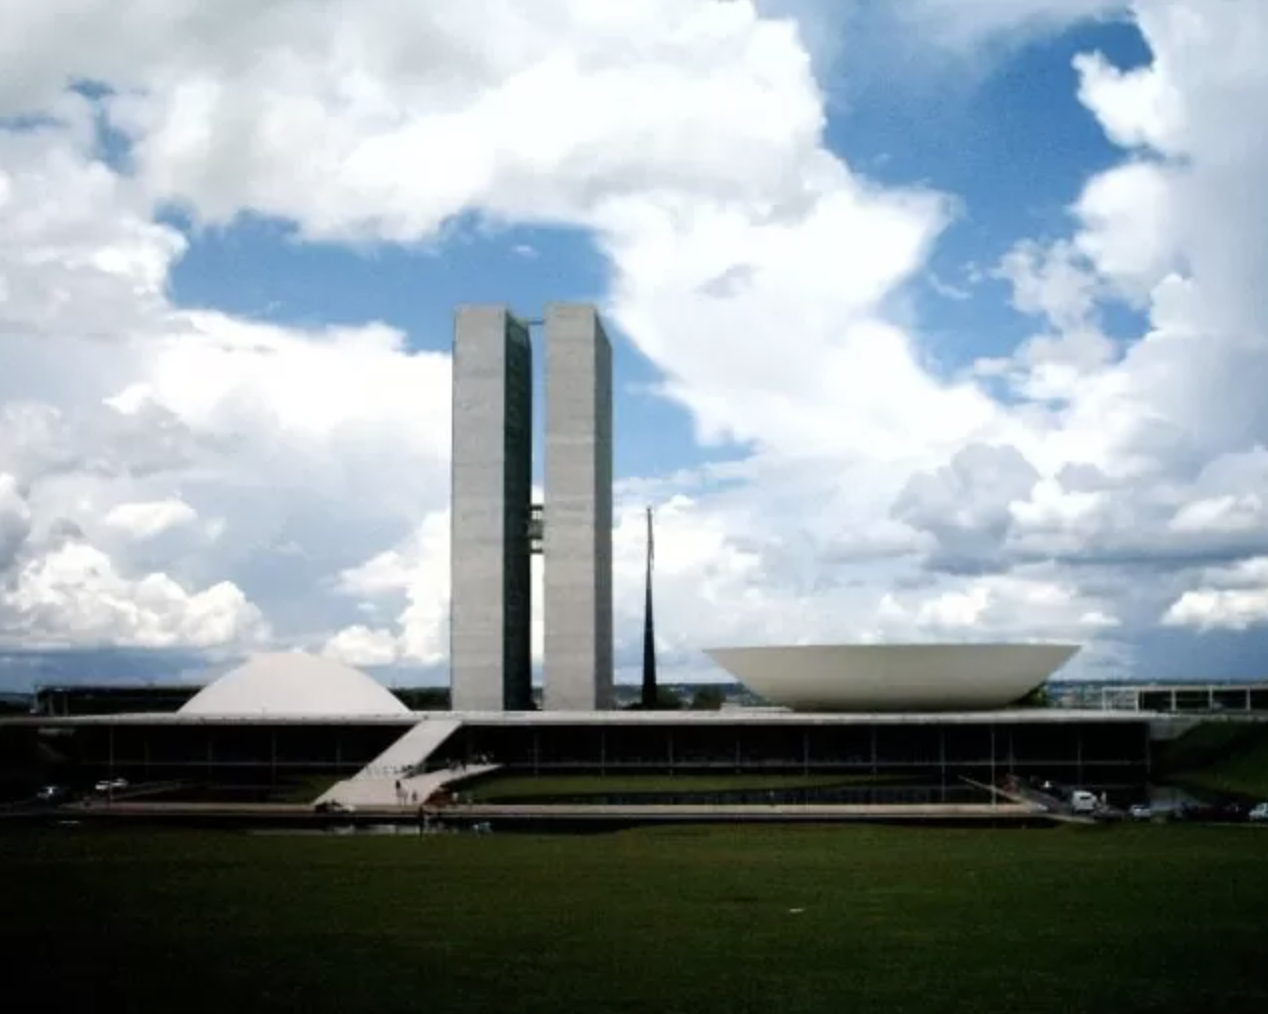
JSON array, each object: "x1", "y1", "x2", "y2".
[
  {"x1": 0, "y1": 99, "x2": 185, "y2": 346},
  {"x1": 325, "y1": 508, "x2": 453, "y2": 668},
  {"x1": 2, "y1": 0, "x2": 1268, "y2": 686},
  {"x1": 957, "y1": 0, "x2": 1268, "y2": 641},
  {"x1": 0, "y1": 540, "x2": 267, "y2": 650},
  {"x1": 323, "y1": 625, "x2": 401, "y2": 669},
  {"x1": 876, "y1": 568, "x2": 1120, "y2": 639},
  {"x1": 893, "y1": 444, "x2": 1040, "y2": 574},
  {"x1": 1163, "y1": 559, "x2": 1268, "y2": 633},
  {"x1": 2, "y1": 1, "x2": 828, "y2": 242},
  {"x1": 0, "y1": 114, "x2": 452, "y2": 657},
  {"x1": 4, "y1": 0, "x2": 985, "y2": 676}
]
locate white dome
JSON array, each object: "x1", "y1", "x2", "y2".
[
  {"x1": 706, "y1": 643, "x2": 1079, "y2": 712},
  {"x1": 179, "y1": 652, "x2": 409, "y2": 717}
]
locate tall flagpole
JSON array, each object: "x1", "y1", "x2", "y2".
[{"x1": 641, "y1": 505, "x2": 658, "y2": 709}]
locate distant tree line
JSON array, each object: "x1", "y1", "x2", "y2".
[
  {"x1": 392, "y1": 687, "x2": 451, "y2": 710},
  {"x1": 1014, "y1": 685, "x2": 1052, "y2": 708},
  {"x1": 623, "y1": 685, "x2": 727, "y2": 712}
]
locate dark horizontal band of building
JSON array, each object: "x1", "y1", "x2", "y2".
[{"x1": 2, "y1": 707, "x2": 1165, "y2": 729}]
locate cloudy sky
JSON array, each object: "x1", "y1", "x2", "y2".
[{"x1": 2, "y1": 0, "x2": 1267, "y2": 691}]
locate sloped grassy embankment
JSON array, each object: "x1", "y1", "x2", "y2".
[{"x1": 1156, "y1": 721, "x2": 1268, "y2": 799}]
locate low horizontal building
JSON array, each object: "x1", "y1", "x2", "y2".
[
  {"x1": 0, "y1": 650, "x2": 1165, "y2": 803},
  {"x1": 1052, "y1": 681, "x2": 1268, "y2": 713}
]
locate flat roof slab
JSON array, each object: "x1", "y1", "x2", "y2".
[{"x1": 1, "y1": 707, "x2": 1161, "y2": 729}]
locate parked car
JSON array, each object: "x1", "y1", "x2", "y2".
[
  {"x1": 1247, "y1": 802, "x2": 1268, "y2": 823},
  {"x1": 1173, "y1": 801, "x2": 1248, "y2": 823},
  {"x1": 314, "y1": 800, "x2": 355, "y2": 814},
  {"x1": 1069, "y1": 789, "x2": 1100, "y2": 814},
  {"x1": 93, "y1": 778, "x2": 128, "y2": 794},
  {"x1": 1128, "y1": 803, "x2": 1152, "y2": 821}
]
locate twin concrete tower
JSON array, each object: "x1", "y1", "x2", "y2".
[{"x1": 450, "y1": 305, "x2": 614, "y2": 712}]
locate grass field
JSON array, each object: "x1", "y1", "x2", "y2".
[
  {"x1": 267, "y1": 774, "x2": 340, "y2": 803},
  {"x1": 2, "y1": 825, "x2": 1267, "y2": 1013}
]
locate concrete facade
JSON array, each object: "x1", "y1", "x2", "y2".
[
  {"x1": 450, "y1": 306, "x2": 534, "y2": 711},
  {"x1": 7, "y1": 709, "x2": 1157, "y2": 805},
  {"x1": 543, "y1": 304, "x2": 614, "y2": 710}
]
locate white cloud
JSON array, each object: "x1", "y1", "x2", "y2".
[
  {"x1": 0, "y1": 540, "x2": 267, "y2": 650},
  {"x1": 1163, "y1": 589, "x2": 1268, "y2": 633},
  {"x1": 0, "y1": 474, "x2": 32, "y2": 570},
  {"x1": 3, "y1": 0, "x2": 1268, "y2": 687},
  {"x1": 6, "y1": 0, "x2": 980, "y2": 672},
  {"x1": 325, "y1": 508, "x2": 452, "y2": 667},
  {"x1": 0, "y1": 117, "x2": 452, "y2": 655},
  {"x1": 103, "y1": 498, "x2": 198, "y2": 540},
  {"x1": 323, "y1": 625, "x2": 401, "y2": 668},
  {"x1": 997, "y1": 240, "x2": 1101, "y2": 331},
  {"x1": 15, "y1": 1, "x2": 821, "y2": 245},
  {"x1": 1168, "y1": 495, "x2": 1266, "y2": 536},
  {"x1": 0, "y1": 102, "x2": 185, "y2": 345},
  {"x1": 892, "y1": 443, "x2": 1040, "y2": 573},
  {"x1": 875, "y1": 570, "x2": 1120, "y2": 639},
  {"x1": 1074, "y1": 48, "x2": 1184, "y2": 155},
  {"x1": 1163, "y1": 558, "x2": 1268, "y2": 632},
  {"x1": 604, "y1": 183, "x2": 1003, "y2": 463},
  {"x1": 959, "y1": 0, "x2": 1268, "y2": 655},
  {"x1": 1073, "y1": 160, "x2": 1180, "y2": 301}
]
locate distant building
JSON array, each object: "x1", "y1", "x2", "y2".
[
  {"x1": 450, "y1": 304, "x2": 614, "y2": 712},
  {"x1": 450, "y1": 307, "x2": 535, "y2": 712},
  {"x1": 1, "y1": 652, "x2": 1166, "y2": 807},
  {"x1": 1050, "y1": 680, "x2": 1268, "y2": 713},
  {"x1": 33, "y1": 684, "x2": 200, "y2": 717}
]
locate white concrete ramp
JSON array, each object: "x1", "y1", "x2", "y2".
[
  {"x1": 316, "y1": 718, "x2": 464, "y2": 806},
  {"x1": 318, "y1": 763, "x2": 499, "y2": 809},
  {"x1": 403, "y1": 764, "x2": 499, "y2": 803},
  {"x1": 352, "y1": 719, "x2": 462, "y2": 781}
]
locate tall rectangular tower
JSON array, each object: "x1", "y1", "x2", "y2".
[
  {"x1": 450, "y1": 306, "x2": 534, "y2": 711},
  {"x1": 543, "y1": 303, "x2": 614, "y2": 710}
]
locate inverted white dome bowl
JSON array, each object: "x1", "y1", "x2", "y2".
[{"x1": 705, "y1": 643, "x2": 1079, "y2": 712}]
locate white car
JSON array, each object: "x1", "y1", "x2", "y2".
[
  {"x1": 1069, "y1": 789, "x2": 1100, "y2": 814},
  {"x1": 1128, "y1": 803, "x2": 1152, "y2": 821},
  {"x1": 1249, "y1": 802, "x2": 1268, "y2": 823},
  {"x1": 93, "y1": 778, "x2": 128, "y2": 793}
]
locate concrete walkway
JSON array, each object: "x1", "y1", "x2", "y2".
[
  {"x1": 316, "y1": 719, "x2": 492, "y2": 807},
  {"x1": 350, "y1": 719, "x2": 463, "y2": 782},
  {"x1": 49, "y1": 797, "x2": 1041, "y2": 824},
  {"x1": 960, "y1": 776, "x2": 1096, "y2": 824},
  {"x1": 445, "y1": 801, "x2": 1039, "y2": 821},
  {"x1": 317, "y1": 764, "x2": 499, "y2": 808}
]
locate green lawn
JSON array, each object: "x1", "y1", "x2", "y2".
[
  {"x1": 1158, "y1": 721, "x2": 1268, "y2": 798},
  {"x1": 463, "y1": 772, "x2": 898, "y2": 800},
  {"x1": 2, "y1": 825, "x2": 1266, "y2": 1013},
  {"x1": 268, "y1": 774, "x2": 341, "y2": 803}
]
